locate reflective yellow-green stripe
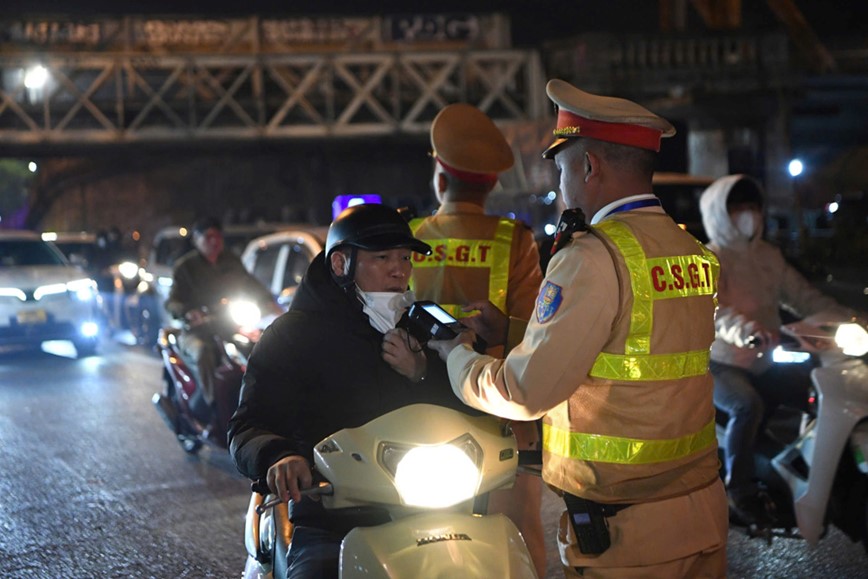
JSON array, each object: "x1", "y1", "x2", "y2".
[
  {"x1": 543, "y1": 419, "x2": 716, "y2": 464},
  {"x1": 594, "y1": 220, "x2": 652, "y2": 355},
  {"x1": 698, "y1": 241, "x2": 720, "y2": 308},
  {"x1": 589, "y1": 349, "x2": 711, "y2": 381},
  {"x1": 408, "y1": 218, "x2": 514, "y2": 315},
  {"x1": 487, "y1": 219, "x2": 514, "y2": 312},
  {"x1": 590, "y1": 221, "x2": 718, "y2": 381}
]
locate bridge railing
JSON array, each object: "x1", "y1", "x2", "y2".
[
  {"x1": 0, "y1": 49, "x2": 546, "y2": 145},
  {"x1": 544, "y1": 32, "x2": 793, "y2": 98}
]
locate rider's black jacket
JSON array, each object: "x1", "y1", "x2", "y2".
[{"x1": 228, "y1": 251, "x2": 478, "y2": 530}]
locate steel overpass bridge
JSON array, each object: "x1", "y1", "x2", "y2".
[{"x1": 0, "y1": 49, "x2": 547, "y2": 152}]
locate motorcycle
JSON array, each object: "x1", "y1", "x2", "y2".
[
  {"x1": 152, "y1": 297, "x2": 273, "y2": 454},
  {"x1": 722, "y1": 314, "x2": 868, "y2": 552},
  {"x1": 242, "y1": 403, "x2": 539, "y2": 578}
]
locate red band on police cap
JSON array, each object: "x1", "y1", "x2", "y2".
[
  {"x1": 554, "y1": 109, "x2": 663, "y2": 152},
  {"x1": 436, "y1": 157, "x2": 499, "y2": 186}
]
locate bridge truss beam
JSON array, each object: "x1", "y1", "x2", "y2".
[{"x1": 0, "y1": 49, "x2": 546, "y2": 147}]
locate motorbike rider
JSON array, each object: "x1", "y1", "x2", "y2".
[
  {"x1": 430, "y1": 79, "x2": 729, "y2": 577},
  {"x1": 699, "y1": 174, "x2": 858, "y2": 526},
  {"x1": 228, "y1": 203, "x2": 482, "y2": 579},
  {"x1": 409, "y1": 102, "x2": 547, "y2": 577},
  {"x1": 165, "y1": 216, "x2": 280, "y2": 431}
]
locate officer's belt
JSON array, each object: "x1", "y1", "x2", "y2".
[{"x1": 563, "y1": 492, "x2": 634, "y2": 517}]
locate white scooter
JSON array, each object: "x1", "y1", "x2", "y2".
[
  {"x1": 735, "y1": 315, "x2": 868, "y2": 552},
  {"x1": 242, "y1": 404, "x2": 538, "y2": 578}
]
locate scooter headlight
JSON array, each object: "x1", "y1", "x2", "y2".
[
  {"x1": 228, "y1": 300, "x2": 261, "y2": 328},
  {"x1": 834, "y1": 323, "x2": 868, "y2": 357},
  {"x1": 117, "y1": 261, "x2": 140, "y2": 280},
  {"x1": 380, "y1": 435, "x2": 482, "y2": 508}
]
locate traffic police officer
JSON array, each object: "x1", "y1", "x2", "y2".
[
  {"x1": 430, "y1": 80, "x2": 728, "y2": 578},
  {"x1": 410, "y1": 103, "x2": 543, "y2": 332},
  {"x1": 410, "y1": 103, "x2": 547, "y2": 577}
]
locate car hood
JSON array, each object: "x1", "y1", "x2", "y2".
[{"x1": 0, "y1": 265, "x2": 91, "y2": 288}]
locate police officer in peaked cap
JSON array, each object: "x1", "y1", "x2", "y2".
[{"x1": 430, "y1": 80, "x2": 728, "y2": 578}]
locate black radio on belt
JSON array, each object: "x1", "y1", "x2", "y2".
[{"x1": 562, "y1": 492, "x2": 635, "y2": 555}]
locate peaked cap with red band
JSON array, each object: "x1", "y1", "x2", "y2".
[
  {"x1": 542, "y1": 79, "x2": 676, "y2": 159},
  {"x1": 431, "y1": 103, "x2": 514, "y2": 183}
]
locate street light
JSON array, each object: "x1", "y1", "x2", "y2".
[
  {"x1": 788, "y1": 158, "x2": 806, "y2": 253},
  {"x1": 23, "y1": 65, "x2": 49, "y2": 90}
]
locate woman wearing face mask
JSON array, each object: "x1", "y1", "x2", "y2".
[{"x1": 699, "y1": 175, "x2": 855, "y2": 527}]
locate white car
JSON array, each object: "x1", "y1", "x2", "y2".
[
  {"x1": 241, "y1": 227, "x2": 327, "y2": 309},
  {"x1": 0, "y1": 230, "x2": 101, "y2": 357}
]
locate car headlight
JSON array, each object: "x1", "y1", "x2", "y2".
[
  {"x1": 66, "y1": 278, "x2": 98, "y2": 301},
  {"x1": 228, "y1": 300, "x2": 261, "y2": 328},
  {"x1": 0, "y1": 288, "x2": 27, "y2": 301},
  {"x1": 835, "y1": 323, "x2": 868, "y2": 357},
  {"x1": 380, "y1": 435, "x2": 482, "y2": 509},
  {"x1": 32, "y1": 279, "x2": 97, "y2": 301}
]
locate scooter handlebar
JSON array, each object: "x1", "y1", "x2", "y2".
[{"x1": 252, "y1": 479, "x2": 334, "y2": 515}]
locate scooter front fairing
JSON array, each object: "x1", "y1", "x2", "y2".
[{"x1": 342, "y1": 511, "x2": 534, "y2": 578}]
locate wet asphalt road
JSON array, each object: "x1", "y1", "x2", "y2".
[
  {"x1": 0, "y1": 337, "x2": 250, "y2": 578},
  {"x1": 1, "y1": 335, "x2": 866, "y2": 578}
]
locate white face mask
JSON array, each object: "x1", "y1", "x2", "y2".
[
  {"x1": 733, "y1": 210, "x2": 761, "y2": 240},
  {"x1": 358, "y1": 289, "x2": 415, "y2": 333}
]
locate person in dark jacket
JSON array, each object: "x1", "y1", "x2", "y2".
[
  {"x1": 165, "y1": 216, "x2": 279, "y2": 424},
  {"x1": 228, "y1": 204, "x2": 476, "y2": 579}
]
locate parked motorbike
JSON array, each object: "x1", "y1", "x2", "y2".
[
  {"x1": 722, "y1": 315, "x2": 868, "y2": 552},
  {"x1": 242, "y1": 403, "x2": 538, "y2": 578},
  {"x1": 152, "y1": 297, "x2": 272, "y2": 454}
]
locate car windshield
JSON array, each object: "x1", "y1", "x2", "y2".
[
  {"x1": 0, "y1": 240, "x2": 66, "y2": 267},
  {"x1": 54, "y1": 241, "x2": 98, "y2": 264}
]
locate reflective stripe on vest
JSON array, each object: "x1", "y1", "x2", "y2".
[
  {"x1": 543, "y1": 419, "x2": 716, "y2": 464},
  {"x1": 409, "y1": 217, "x2": 515, "y2": 318},
  {"x1": 589, "y1": 220, "x2": 719, "y2": 381}
]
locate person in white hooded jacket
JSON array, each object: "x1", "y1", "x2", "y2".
[{"x1": 699, "y1": 174, "x2": 855, "y2": 525}]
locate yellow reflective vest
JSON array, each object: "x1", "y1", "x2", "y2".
[
  {"x1": 408, "y1": 203, "x2": 542, "y2": 321},
  {"x1": 542, "y1": 214, "x2": 721, "y2": 503}
]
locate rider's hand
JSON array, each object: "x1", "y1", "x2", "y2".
[
  {"x1": 460, "y1": 300, "x2": 508, "y2": 347},
  {"x1": 747, "y1": 322, "x2": 780, "y2": 349},
  {"x1": 267, "y1": 455, "x2": 312, "y2": 504},
  {"x1": 428, "y1": 328, "x2": 476, "y2": 362},
  {"x1": 383, "y1": 328, "x2": 427, "y2": 382}
]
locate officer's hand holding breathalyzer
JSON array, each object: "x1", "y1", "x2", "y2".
[
  {"x1": 460, "y1": 300, "x2": 509, "y2": 348},
  {"x1": 399, "y1": 301, "x2": 487, "y2": 357},
  {"x1": 428, "y1": 328, "x2": 476, "y2": 362}
]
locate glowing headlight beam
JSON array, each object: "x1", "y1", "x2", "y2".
[
  {"x1": 0, "y1": 288, "x2": 27, "y2": 301},
  {"x1": 118, "y1": 261, "x2": 139, "y2": 280},
  {"x1": 394, "y1": 445, "x2": 480, "y2": 508},
  {"x1": 835, "y1": 323, "x2": 868, "y2": 357},
  {"x1": 228, "y1": 300, "x2": 261, "y2": 327}
]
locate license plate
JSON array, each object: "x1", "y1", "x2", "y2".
[{"x1": 17, "y1": 309, "x2": 47, "y2": 324}]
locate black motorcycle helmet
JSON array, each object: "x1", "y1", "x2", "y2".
[{"x1": 326, "y1": 203, "x2": 431, "y2": 288}]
